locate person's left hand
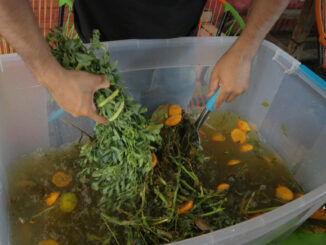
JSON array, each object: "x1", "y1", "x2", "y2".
[{"x1": 208, "y1": 46, "x2": 252, "y2": 109}]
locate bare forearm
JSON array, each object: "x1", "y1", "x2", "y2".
[
  {"x1": 232, "y1": 0, "x2": 290, "y2": 59},
  {"x1": 0, "y1": 0, "x2": 61, "y2": 87},
  {"x1": 0, "y1": 0, "x2": 110, "y2": 123},
  {"x1": 209, "y1": 0, "x2": 291, "y2": 109}
]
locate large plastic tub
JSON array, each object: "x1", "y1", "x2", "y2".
[{"x1": 0, "y1": 37, "x2": 326, "y2": 245}]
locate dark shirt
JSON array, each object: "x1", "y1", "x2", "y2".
[{"x1": 74, "y1": 0, "x2": 206, "y2": 42}]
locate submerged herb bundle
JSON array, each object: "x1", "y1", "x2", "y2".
[
  {"x1": 96, "y1": 109, "x2": 239, "y2": 244},
  {"x1": 47, "y1": 27, "x2": 162, "y2": 208}
]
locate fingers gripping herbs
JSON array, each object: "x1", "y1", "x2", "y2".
[{"x1": 47, "y1": 27, "x2": 162, "y2": 208}]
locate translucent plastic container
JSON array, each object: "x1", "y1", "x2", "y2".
[{"x1": 0, "y1": 37, "x2": 326, "y2": 245}]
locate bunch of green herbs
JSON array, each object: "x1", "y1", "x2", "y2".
[{"x1": 47, "y1": 27, "x2": 162, "y2": 208}]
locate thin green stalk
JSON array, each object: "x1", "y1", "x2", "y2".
[
  {"x1": 244, "y1": 191, "x2": 256, "y2": 214},
  {"x1": 206, "y1": 201, "x2": 223, "y2": 208},
  {"x1": 174, "y1": 211, "x2": 179, "y2": 232},
  {"x1": 140, "y1": 181, "x2": 153, "y2": 232},
  {"x1": 101, "y1": 214, "x2": 140, "y2": 226},
  {"x1": 179, "y1": 186, "x2": 191, "y2": 196},
  {"x1": 192, "y1": 191, "x2": 223, "y2": 211},
  {"x1": 154, "y1": 187, "x2": 168, "y2": 207},
  {"x1": 180, "y1": 179, "x2": 197, "y2": 193},
  {"x1": 142, "y1": 216, "x2": 151, "y2": 232},
  {"x1": 170, "y1": 157, "x2": 199, "y2": 185},
  {"x1": 200, "y1": 185, "x2": 204, "y2": 197},
  {"x1": 151, "y1": 218, "x2": 169, "y2": 226},
  {"x1": 61, "y1": 119, "x2": 93, "y2": 140},
  {"x1": 158, "y1": 176, "x2": 167, "y2": 185},
  {"x1": 31, "y1": 205, "x2": 55, "y2": 218},
  {"x1": 117, "y1": 208, "x2": 133, "y2": 217},
  {"x1": 169, "y1": 167, "x2": 181, "y2": 220},
  {"x1": 143, "y1": 218, "x2": 170, "y2": 243},
  {"x1": 247, "y1": 206, "x2": 280, "y2": 214},
  {"x1": 140, "y1": 182, "x2": 147, "y2": 213},
  {"x1": 104, "y1": 220, "x2": 120, "y2": 245},
  {"x1": 138, "y1": 232, "x2": 148, "y2": 245},
  {"x1": 181, "y1": 165, "x2": 199, "y2": 185},
  {"x1": 154, "y1": 228, "x2": 172, "y2": 241},
  {"x1": 200, "y1": 208, "x2": 224, "y2": 217}
]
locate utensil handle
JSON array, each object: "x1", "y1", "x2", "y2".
[{"x1": 205, "y1": 87, "x2": 220, "y2": 111}]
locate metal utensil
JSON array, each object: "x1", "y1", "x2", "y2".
[{"x1": 194, "y1": 87, "x2": 220, "y2": 133}]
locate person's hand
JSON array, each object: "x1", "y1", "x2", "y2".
[
  {"x1": 208, "y1": 46, "x2": 252, "y2": 109},
  {"x1": 41, "y1": 67, "x2": 109, "y2": 125}
]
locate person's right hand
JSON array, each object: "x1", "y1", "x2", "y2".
[{"x1": 40, "y1": 67, "x2": 110, "y2": 125}]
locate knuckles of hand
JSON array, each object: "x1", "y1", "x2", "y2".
[{"x1": 222, "y1": 83, "x2": 249, "y2": 95}]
